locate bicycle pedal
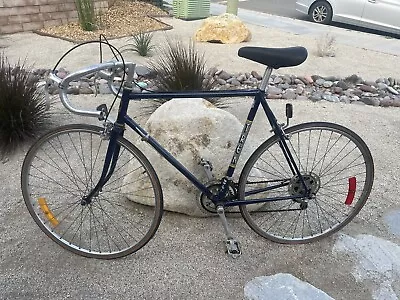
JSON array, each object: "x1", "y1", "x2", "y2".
[{"x1": 225, "y1": 239, "x2": 241, "y2": 258}]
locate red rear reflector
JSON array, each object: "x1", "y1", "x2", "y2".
[{"x1": 345, "y1": 177, "x2": 356, "y2": 205}]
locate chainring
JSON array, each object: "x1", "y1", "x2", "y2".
[{"x1": 198, "y1": 180, "x2": 237, "y2": 214}]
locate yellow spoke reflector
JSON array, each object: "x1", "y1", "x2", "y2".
[{"x1": 38, "y1": 197, "x2": 59, "y2": 226}]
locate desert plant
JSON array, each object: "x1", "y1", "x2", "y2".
[
  {"x1": 75, "y1": 0, "x2": 96, "y2": 31},
  {"x1": 150, "y1": 39, "x2": 215, "y2": 92},
  {"x1": 120, "y1": 32, "x2": 156, "y2": 56},
  {"x1": 139, "y1": 0, "x2": 164, "y2": 8},
  {"x1": 137, "y1": 39, "x2": 223, "y2": 115},
  {"x1": 153, "y1": 0, "x2": 164, "y2": 8},
  {"x1": 316, "y1": 33, "x2": 336, "y2": 57},
  {"x1": 0, "y1": 55, "x2": 51, "y2": 156}
]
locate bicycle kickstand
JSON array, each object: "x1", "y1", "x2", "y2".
[{"x1": 216, "y1": 206, "x2": 241, "y2": 258}]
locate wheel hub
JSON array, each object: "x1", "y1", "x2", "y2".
[{"x1": 288, "y1": 172, "x2": 320, "y2": 197}]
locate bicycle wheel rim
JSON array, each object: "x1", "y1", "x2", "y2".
[
  {"x1": 21, "y1": 124, "x2": 163, "y2": 258},
  {"x1": 239, "y1": 122, "x2": 374, "y2": 243}
]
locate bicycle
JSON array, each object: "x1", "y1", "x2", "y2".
[{"x1": 21, "y1": 42, "x2": 374, "y2": 259}]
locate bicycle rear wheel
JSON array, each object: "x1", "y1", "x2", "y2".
[
  {"x1": 21, "y1": 124, "x2": 163, "y2": 258},
  {"x1": 239, "y1": 122, "x2": 374, "y2": 244}
]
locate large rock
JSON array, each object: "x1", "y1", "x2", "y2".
[
  {"x1": 123, "y1": 98, "x2": 258, "y2": 217},
  {"x1": 195, "y1": 13, "x2": 252, "y2": 44}
]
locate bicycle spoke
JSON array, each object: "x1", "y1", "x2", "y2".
[
  {"x1": 240, "y1": 122, "x2": 373, "y2": 243},
  {"x1": 22, "y1": 125, "x2": 162, "y2": 258}
]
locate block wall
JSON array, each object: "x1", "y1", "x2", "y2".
[{"x1": 0, "y1": 0, "x2": 108, "y2": 34}]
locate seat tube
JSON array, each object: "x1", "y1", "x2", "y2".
[
  {"x1": 215, "y1": 92, "x2": 263, "y2": 202},
  {"x1": 259, "y1": 67, "x2": 273, "y2": 92}
]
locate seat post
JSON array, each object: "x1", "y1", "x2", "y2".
[{"x1": 259, "y1": 67, "x2": 273, "y2": 92}]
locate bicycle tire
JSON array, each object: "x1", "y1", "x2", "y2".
[
  {"x1": 238, "y1": 122, "x2": 374, "y2": 244},
  {"x1": 21, "y1": 124, "x2": 163, "y2": 258}
]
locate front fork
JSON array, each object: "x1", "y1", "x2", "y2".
[{"x1": 80, "y1": 124, "x2": 123, "y2": 206}]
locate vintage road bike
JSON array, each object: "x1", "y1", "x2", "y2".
[{"x1": 21, "y1": 41, "x2": 374, "y2": 259}]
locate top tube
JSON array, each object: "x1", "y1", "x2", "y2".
[{"x1": 127, "y1": 89, "x2": 263, "y2": 100}]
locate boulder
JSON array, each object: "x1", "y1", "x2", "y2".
[
  {"x1": 123, "y1": 98, "x2": 258, "y2": 217},
  {"x1": 195, "y1": 13, "x2": 251, "y2": 44}
]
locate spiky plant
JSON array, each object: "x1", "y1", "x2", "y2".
[
  {"x1": 140, "y1": 39, "x2": 225, "y2": 114},
  {"x1": 139, "y1": 0, "x2": 164, "y2": 8},
  {"x1": 120, "y1": 32, "x2": 156, "y2": 57},
  {"x1": 75, "y1": 0, "x2": 95, "y2": 31},
  {"x1": 150, "y1": 40, "x2": 215, "y2": 91},
  {"x1": 152, "y1": 0, "x2": 164, "y2": 8},
  {"x1": 0, "y1": 55, "x2": 50, "y2": 156}
]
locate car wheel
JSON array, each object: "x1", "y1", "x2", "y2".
[{"x1": 309, "y1": 1, "x2": 332, "y2": 24}]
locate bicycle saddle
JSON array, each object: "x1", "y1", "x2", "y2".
[{"x1": 238, "y1": 46, "x2": 308, "y2": 69}]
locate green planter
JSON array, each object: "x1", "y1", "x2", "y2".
[{"x1": 173, "y1": 0, "x2": 210, "y2": 20}]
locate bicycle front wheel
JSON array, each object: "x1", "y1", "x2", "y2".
[
  {"x1": 21, "y1": 124, "x2": 163, "y2": 259},
  {"x1": 239, "y1": 122, "x2": 374, "y2": 244}
]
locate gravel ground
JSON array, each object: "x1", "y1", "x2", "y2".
[
  {"x1": 1, "y1": 13, "x2": 400, "y2": 300},
  {"x1": 36, "y1": 0, "x2": 170, "y2": 42}
]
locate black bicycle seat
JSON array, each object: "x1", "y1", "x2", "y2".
[{"x1": 238, "y1": 46, "x2": 308, "y2": 69}]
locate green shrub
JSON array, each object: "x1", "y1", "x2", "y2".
[
  {"x1": 145, "y1": 39, "x2": 224, "y2": 111},
  {"x1": 0, "y1": 55, "x2": 50, "y2": 156},
  {"x1": 75, "y1": 0, "x2": 95, "y2": 31},
  {"x1": 153, "y1": 0, "x2": 164, "y2": 8},
  {"x1": 140, "y1": 0, "x2": 164, "y2": 8},
  {"x1": 150, "y1": 40, "x2": 215, "y2": 92},
  {"x1": 120, "y1": 32, "x2": 156, "y2": 57}
]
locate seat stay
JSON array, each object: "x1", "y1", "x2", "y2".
[{"x1": 259, "y1": 96, "x2": 310, "y2": 196}]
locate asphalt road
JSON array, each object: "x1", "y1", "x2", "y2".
[{"x1": 211, "y1": 0, "x2": 399, "y2": 38}]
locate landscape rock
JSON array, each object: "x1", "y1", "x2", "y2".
[
  {"x1": 359, "y1": 84, "x2": 376, "y2": 92},
  {"x1": 377, "y1": 82, "x2": 388, "y2": 90},
  {"x1": 387, "y1": 86, "x2": 399, "y2": 95},
  {"x1": 250, "y1": 72, "x2": 261, "y2": 81},
  {"x1": 135, "y1": 65, "x2": 152, "y2": 77},
  {"x1": 360, "y1": 97, "x2": 380, "y2": 106},
  {"x1": 33, "y1": 66, "x2": 400, "y2": 108},
  {"x1": 345, "y1": 74, "x2": 364, "y2": 84},
  {"x1": 123, "y1": 98, "x2": 256, "y2": 216},
  {"x1": 336, "y1": 80, "x2": 349, "y2": 90},
  {"x1": 380, "y1": 96, "x2": 394, "y2": 107},
  {"x1": 282, "y1": 89, "x2": 296, "y2": 99},
  {"x1": 195, "y1": 13, "x2": 251, "y2": 44},
  {"x1": 218, "y1": 70, "x2": 232, "y2": 80}
]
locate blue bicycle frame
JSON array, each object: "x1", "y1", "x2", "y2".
[{"x1": 82, "y1": 87, "x2": 309, "y2": 207}]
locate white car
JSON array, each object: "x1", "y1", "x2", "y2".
[{"x1": 296, "y1": 0, "x2": 400, "y2": 35}]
